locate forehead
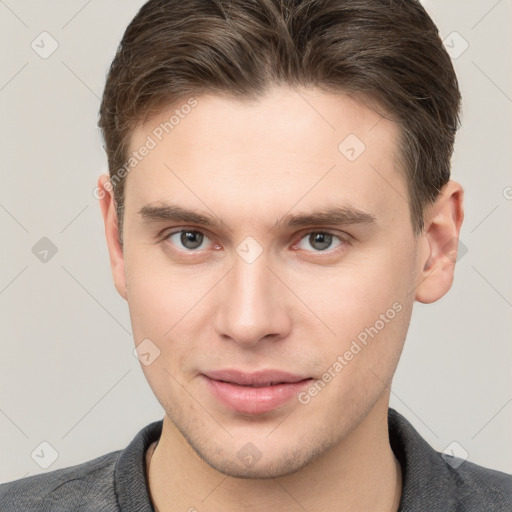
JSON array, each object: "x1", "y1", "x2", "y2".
[{"x1": 124, "y1": 87, "x2": 408, "y2": 229}]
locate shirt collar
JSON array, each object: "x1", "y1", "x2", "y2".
[
  {"x1": 114, "y1": 409, "x2": 457, "y2": 511},
  {"x1": 388, "y1": 408, "x2": 458, "y2": 511},
  {"x1": 115, "y1": 419, "x2": 163, "y2": 512}
]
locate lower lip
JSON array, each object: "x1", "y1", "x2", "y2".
[{"x1": 202, "y1": 376, "x2": 312, "y2": 415}]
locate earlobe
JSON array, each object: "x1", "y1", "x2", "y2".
[
  {"x1": 414, "y1": 180, "x2": 464, "y2": 304},
  {"x1": 97, "y1": 174, "x2": 128, "y2": 300}
]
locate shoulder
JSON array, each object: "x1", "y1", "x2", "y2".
[
  {"x1": 0, "y1": 419, "x2": 163, "y2": 512},
  {"x1": 388, "y1": 408, "x2": 512, "y2": 511},
  {"x1": 446, "y1": 457, "x2": 512, "y2": 511},
  {"x1": 0, "y1": 450, "x2": 121, "y2": 512}
]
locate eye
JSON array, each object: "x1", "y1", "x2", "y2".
[
  {"x1": 166, "y1": 230, "x2": 211, "y2": 251},
  {"x1": 294, "y1": 231, "x2": 344, "y2": 252}
]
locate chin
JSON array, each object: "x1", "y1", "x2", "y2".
[
  {"x1": 199, "y1": 448, "x2": 313, "y2": 480},
  {"x1": 183, "y1": 424, "x2": 338, "y2": 480}
]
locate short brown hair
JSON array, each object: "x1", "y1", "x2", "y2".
[{"x1": 98, "y1": 0, "x2": 461, "y2": 236}]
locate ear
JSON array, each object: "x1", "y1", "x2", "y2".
[
  {"x1": 97, "y1": 174, "x2": 127, "y2": 300},
  {"x1": 415, "y1": 180, "x2": 464, "y2": 304}
]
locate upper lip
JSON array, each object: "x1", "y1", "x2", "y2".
[{"x1": 203, "y1": 369, "x2": 310, "y2": 387}]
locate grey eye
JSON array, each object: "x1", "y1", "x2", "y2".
[
  {"x1": 295, "y1": 232, "x2": 343, "y2": 252},
  {"x1": 168, "y1": 230, "x2": 207, "y2": 250},
  {"x1": 308, "y1": 232, "x2": 333, "y2": 251},
  {"x1": 181, "y1": 231, "x2": 203, "y2": 249}
]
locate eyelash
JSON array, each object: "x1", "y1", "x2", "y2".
[{"x1": 160, "y1": 228, "x2": 350, "y2": 255}]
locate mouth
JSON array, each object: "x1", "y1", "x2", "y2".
[
  {"x1": 216, "y1": 381, "x2": 296, "y2": 387},
  {"x1": 204, "y1": 368, "x2": 309, "y2": 386},
  {"x1": 201, "y1": 369, "x2": 313, "y2": 415}
]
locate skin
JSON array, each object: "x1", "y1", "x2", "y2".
[{"x1": 98, "y1": 86, "x2": 463, "y2": 511}]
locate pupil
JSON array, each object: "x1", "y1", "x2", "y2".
[
  {"x1": 310, "y1": 232, "x2": 332, "y2": 251},
  {"x1": 181, "y1": 231, "x2": 203, "y2": 249}
]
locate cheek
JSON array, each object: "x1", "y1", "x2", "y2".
[
  {"x1": 290, "y1": 242, "x2": 417, "y2": 395},
  {"x1": 296, "y1": 288, "x2": 413, "y2": 430},
  {"x1": 125, "y1": 253, "x2": 198, "y2": 405},
  {"x1": 124, "y1": 247, "x2": 219, "y2": 383},
  {"x1": 124, "y1": 246, "x2": 200, "y2": 335},
  {"x1": 292, "y1": 244, "x2": 415, "y2": 330}
]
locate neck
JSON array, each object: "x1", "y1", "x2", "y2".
[{"x1": 146, "y1": 398, "x2": 402, "y2": 512}]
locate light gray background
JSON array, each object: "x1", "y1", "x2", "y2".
[{"x1": 1, "y1": 0, "x2": 511, "y2": 483}]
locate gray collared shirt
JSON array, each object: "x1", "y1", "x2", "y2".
[{"x1": 1, "y1": 408, "x2": 511, "y2": 511}]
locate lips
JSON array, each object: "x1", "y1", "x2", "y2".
[
  {"x1": 201, "y1": 369, "x2": 312, "y2": 414},
  {"x1": 204, "y1": 369, "x2": 308, "y2": 386}
]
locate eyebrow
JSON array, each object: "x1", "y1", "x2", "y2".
[
  {"x1": 139, "y1": 204, "x2": 231, "y2": 231},
  {"x1": 275, "y1": 205, "x2": 377, "y2": 229},
  {"x1": 138, "y1": 202, "x2": 377, "y2": 231}
]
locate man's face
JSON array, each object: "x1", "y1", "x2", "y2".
[{"x1": 119, "y1": 87, "x2": 423, "y2": 478}]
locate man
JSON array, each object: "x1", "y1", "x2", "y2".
[{"x1": 1, "y1": 0, "x2": 510, "y2": 510}]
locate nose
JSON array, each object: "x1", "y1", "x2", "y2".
[{"x1": 213, "y1": 251, "x2": 291, "y2": 347}]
